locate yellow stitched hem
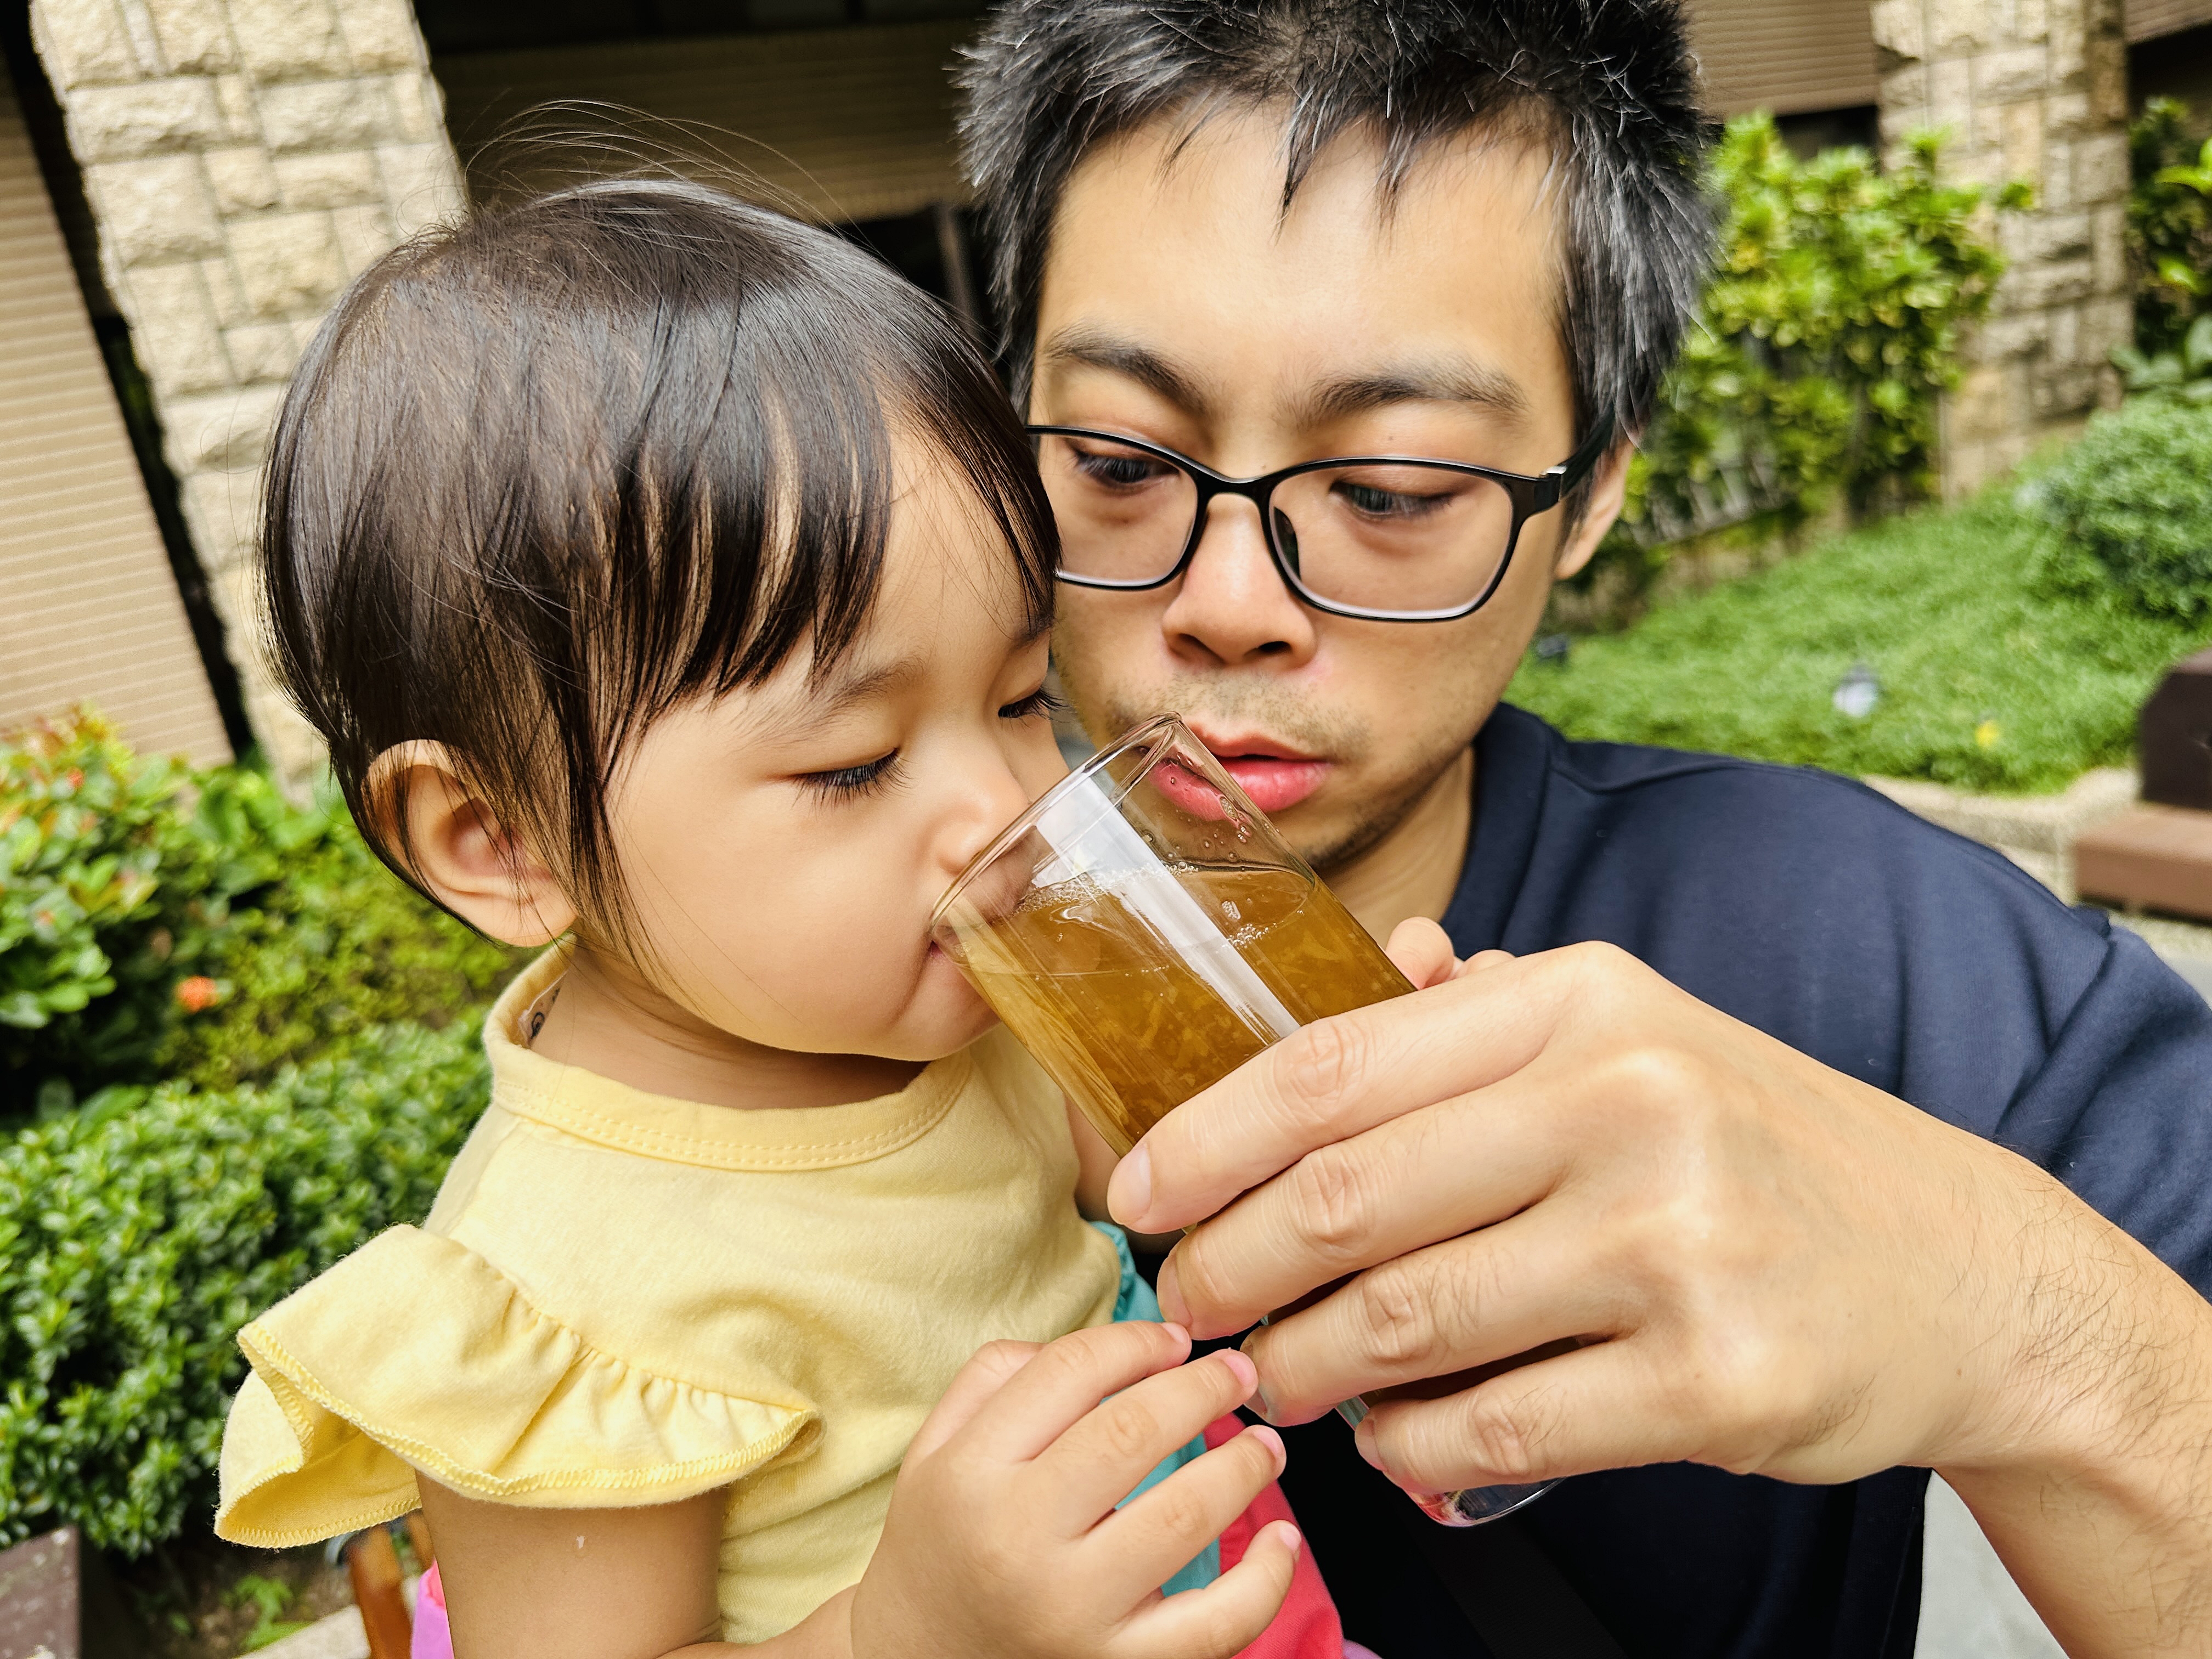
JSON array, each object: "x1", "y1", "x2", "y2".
[
  {"x1": 498, "y1": 1082, "x2": 961, "y2": 1171},
  {"x1": 218, "y1": 1490, "x2": 419, "y2": 1551}
]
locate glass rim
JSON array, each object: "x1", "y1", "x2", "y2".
[{"x1": 931, "y1": 712, "x2": 1190, "y2": 933}]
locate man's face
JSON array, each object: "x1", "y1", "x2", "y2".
[{"x1": 1034, "y1": 112, "x2": 1625, "y2": 872}]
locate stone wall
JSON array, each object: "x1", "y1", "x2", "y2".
[
  {"x1": 1872, "y1": 0, "x2": 2133, "y2": 495},
  {"x1": 27, "y1": 0, "x2": 464, "y2": 774}
]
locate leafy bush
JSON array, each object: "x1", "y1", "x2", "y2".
[
  {"x1": 2032, "y1": 397, "x2": 2212, "y2": 621},
  {"x1": 1513, "y1": 478, "x2": 2212, "y2": 793},
  {"x1": 1, "y1": 712, "x2": 517, "y2": 1118},
  {"x1": 2126, "y1": 98, "x2": 2212, "y2": 359},
  {"x1": 0, "y1": 1019, "x2": 490, "y2": 1556},
  {"x1": 1593, "y1": 117, "x2": 2022, "y2": 594}
]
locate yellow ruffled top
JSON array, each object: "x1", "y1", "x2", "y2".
[{"x1": 216, "y1": 945, "x2": 1122, "y2": 1643}]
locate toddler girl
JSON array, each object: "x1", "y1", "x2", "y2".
[{"x1": 211, "y1": 180, "x2": 1373, "y2": 1658}]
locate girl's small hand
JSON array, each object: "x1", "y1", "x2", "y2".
[
  {"x1": 1384, "y1": 917, "x2": 1462, "y2": 989},
  {"x1": 848, "y1": 1321, "x2": 1300, "y2": 1659}
]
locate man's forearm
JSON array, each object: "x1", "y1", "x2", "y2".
[{"x1": 1940, "y1": 1182, "x2": 2212, "y2": 1658}]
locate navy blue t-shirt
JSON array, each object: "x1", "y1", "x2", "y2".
[{"x1": 1276, "y1": 704, "x2": 2212, "y2": 1658}]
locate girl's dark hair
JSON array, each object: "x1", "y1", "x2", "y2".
[{"x1": 261, "y1": 179, "x2": 1055, "y2": 937}]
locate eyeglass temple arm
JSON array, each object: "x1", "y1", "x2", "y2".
[{"x1": 1533, "y1": 416, "x2": 1620, "y2": 511}]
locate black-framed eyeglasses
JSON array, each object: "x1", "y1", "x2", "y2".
[{"x1": 1028, "y1": 420, "x2": 1615, "y2": 623}]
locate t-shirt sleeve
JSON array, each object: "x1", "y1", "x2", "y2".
[{"x1": 216, "y1": 1226, "x2": 821, "y2": 1548}]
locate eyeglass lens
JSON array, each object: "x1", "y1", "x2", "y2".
[{"x1": 1034, "y1": 432, "x2": 1519, "y2": 616}]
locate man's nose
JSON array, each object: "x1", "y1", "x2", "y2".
[{"x1": 1158, "y1": 495, "x2": 1318, "y2": 668}]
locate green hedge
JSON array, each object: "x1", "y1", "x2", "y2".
[
  {"x1": 1591, "y1": 117, "x2": 2022, "y2": 594},
  {"x1": 2033, "y1": 397, "x2": 2212, "y2": 622},
  {"x1": 0, "y1": 1019, "x2": 490, "y2": 1556},
  {"x1": 2, "y1": 711, "x2": 516, "y2": 1119}
]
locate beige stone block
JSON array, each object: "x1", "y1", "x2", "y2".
[
  {"x1": 1949, "y1": 363, "x2": 2016, "y2": 442},
  {"x1": 2086, "y1": 293, "x2": 2134, "y2": 352},
  {"x1": 2041, "y1": 91, "x2": 2091, "y2": 138},
  {"x1": 329, "y1": 200, "x2": 396, "y2": 275},
  {"x1": 204, "y1": 145, "x2": 278, "y2": 213},
  {"x1": 273, "y1": 149, "x2": 380, "y2": 209},
  {"x1": 2092, "y1": 201, "x2": 2127, "y2": 293},
  {"x1": 224, "y1": 320, "x2": 298, "y2": 382},
  {"x1": 1872, "y1": 0, "x2": 1925, "y2": 61},
  {"x1": 375, "y1": 142, "x2": 462, "y2": 235},
  {"x1": 386, "y1": 71, "x2": 444, "y2": 144},
  {"x1": 2090, "y1": 46, "x2": 2128, "y2": 123},
  {"x1": 1980, "y1": 311, "x2": 2051, "y2": 360},
  {"x1": 142, "y1": 0, "x2": 236, "y2": 72},
  {"x1": 2008, "y1": 255, "x2": 2096, "y2": 309},
  {"x1": 213, "y1": 73, "x2": 260, "y2": 141},
  {"x1": 1930, "y1": 56, "x2": 1973, "y2": 109},
  {"x1": 2032, "y1": 363, "x2": 2101, "y2": 417},
  {"x1": 335, "y1": 0, "x2": 426, "y2": 71},
  {"x1": 67, "y1": 76, "x2": 224, "y2": 160},
  {"x1": 163, "y1": 382, "x2": 287, "y2": 472},
  {"x1": 229, "y1": 0, "x2": 349, "y2": 82},
  {"x1": 1931, "y1": 0, "x2": 1987, "y2": 55},
  {"x1": 178, "y1": 466, "x2": 254, "y2": 568},
  {"x1": 255, "y1": 77, "x2": 394, "y2": 151},
  {"x1": 1976, "y1": 45, "x2": 2050, "y2": 102},
  {"x1": 2000, "y1": 100, "x2": 2043, "y2": 183},
  {"x1": 226, "y1": 210, "x2": 346, "y2": 317},
  {"x1": 30, "y1": 0, "x2": 146, "y2": 88},
  {"x1": 2013, "y1": 0, "x2": 2051, "y2": 43},
  {"x1": 1880, "y1": 63, "x2": 1929, "y2": 116},
  {"x1": 2047, "y1": 303, "x2": 2079, "y2": 367},
  {"x1": 2072, "y1": 129, "x2": 2126, "y2": 205},
  {"x1": 199, "y1": 253, "x2": 249, "y2": 325},
  {"x1": 115, "y1": 259, "x2": 232, "y2": 393},
  {"x1": 2023, "y1": 210, "x2": 2094, "y2": 263},
  {"x1": 115, "y1": 1, "x2": 163, "y2": 77},
  {"x1": 85, "y1": 153, "x2": 222, "y2": 263}
]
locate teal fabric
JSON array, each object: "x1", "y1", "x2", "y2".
[{"x1": 1094, "y1": 1221, "x2": 1220, "y2": 1596}]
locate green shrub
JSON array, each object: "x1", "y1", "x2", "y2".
[
  {"x1": 2033, "y1": 398, "x2": 2212, "y2": 621},
  {"x1": 1593, "y1": 117, "x2": 2022, "y2": 594},
  {"x1": 1, "y1": 712, "x2": 518, "y2": 1118},
  {"x1": 2126, "y1": 98, "x2": 2212, "y2": 358},
  {"x1": 1513, "y1": 479, "x2": 2212, "y2": 793},
  {"x1": 0, "y1": 1019, "x2": 490, "y2": 1556}
]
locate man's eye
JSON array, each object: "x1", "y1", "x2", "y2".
[
  {"x1": 1000, "y1": 687, "x2": 1068, "y2": 723},
  {"x1": 799, "y1": 752, "x2": 902, "y2": 801}
]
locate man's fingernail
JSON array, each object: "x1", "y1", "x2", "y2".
[
  {"x1": 1246, "y1": 1424, "x2": 1286, "y2": 1475},
  {"x1": 1353, "y1": 1420, "x2": 1381, "y2": 1469},
  {"x1": 1110, "y1": 1142, "x2": 1152, "y2": 1222},
  {"x1": 1217, "y1": 1348, "x2": 1257, "y2": 1393},
  {"x1": 1155, "y1": 1257, "x2": 1188, "y2": 1326}
]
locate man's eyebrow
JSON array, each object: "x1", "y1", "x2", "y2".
[
  {"x1": 1040, "y1": 328, "x2": 1215, "y2": 416},
  {"x1": 1296, "y1": 358, "x2": 1533, "y2": 428}
]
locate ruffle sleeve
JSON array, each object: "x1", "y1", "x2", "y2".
[{"x1": 216, "y1": 1226, "x2": 820, "y2": 1548}]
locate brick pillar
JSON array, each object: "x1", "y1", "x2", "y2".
[
  {"x1": 26, "y1": 0, "x2": 465, "y2": 777},
  {"x1": 1872, "y1": 0, "x2": 2132, "y2": 496}
]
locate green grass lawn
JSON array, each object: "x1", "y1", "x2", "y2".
[{"x1": 1508, "y1": 486, "x2": 2212, "y2": 794}]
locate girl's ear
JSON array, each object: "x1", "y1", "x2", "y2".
[
  {"x1": 1550, "y1": 437, "x2": 1635, "y2": 583},
  {"x1": 363, "y1": 742, "x2": 577, "y2": 947}
]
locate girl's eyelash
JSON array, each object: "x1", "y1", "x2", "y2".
[
  {"x1": 1001, "y1": 687, "x2": 1068, "y2": 722},
  {"x1": 799, "y1": 752, "x2": 903, "y2": 802}
]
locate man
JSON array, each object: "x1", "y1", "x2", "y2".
[{"x1": 957, "y1": 3, "x2": 2212, "y2": 1655}]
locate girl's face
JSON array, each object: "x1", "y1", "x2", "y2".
[{"x1": 587, "y1": 452, "x2": 1067, "y2": 1064}]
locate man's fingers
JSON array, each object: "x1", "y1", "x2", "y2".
[
  {"x1": 904, "y1": 1339, "x2": 1043, "y2": 1464},
  {"x1": 1384, "y1": 916, "x2": 1457, "y2": 989},
  {"x1": 1110, "y1": 946, "x2": 1606, "y2": 1235},
  {"x1": 1092, "y1": 1422, "x2": 1286, "y2": 1599},
  {"x1": 1156, "y1": 1072, "x2": 1569, "y2": 1340},
  {"x1": 1041, "y1": 1349, "x2": 1261, "y2": 1525},
  {"x1": 1113, "y1": 1519, "x2": 1302, "y2": 1659},
  {"x1": 1354, "y1": 1339, "x2": 1686, "y2": 1493},
  {"x1": 945, "y1": 1321, "x2": 1193, "y2": 1465},
  {"x1": 1235, "y1": 1207, "x2": 1612, "y2": 1424}
]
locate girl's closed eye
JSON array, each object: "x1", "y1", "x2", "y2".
[
  {"x1": 798, "y1": 750, "x2": 904, "y2": 802},
  {"x1": 1000, "y1": 686, "x2": 1066, "y2": 723}
]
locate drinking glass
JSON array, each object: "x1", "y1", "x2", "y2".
[{"x1": 931, "y1": 713, "x2": 1553, "y2": 1526}]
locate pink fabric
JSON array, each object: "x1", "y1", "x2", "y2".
[
  {"x1": 1203, "y1": 1415, "x2": 1350, "y2": 1659},
  {"x1": 410, "y1": 1560, "x2": 452, "y2": 1659}
]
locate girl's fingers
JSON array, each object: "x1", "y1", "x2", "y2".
[
  {"x1": 1037, "y1": 1348, "x2": 1260, "y2": 1526},
  {"x1": 1384, "y1": 917, "x2": 1458, "y2": 989},
  {"x1": 1111, "y1": 1519, "x2": 1302, "y2": 1659},
  {"x1": 1454, "y1": 948, "x2": 1516, "y2": 979},
  {"x1": 1088, "y1": 1421, "x2": 1285, "y2": 1595},
  {"x1": 904, "y1": 1339, "x2": 1043, "y2": 1465},
  {"x1": 946, "y1": 1320, "x2": 1194, "y2": 1465}
]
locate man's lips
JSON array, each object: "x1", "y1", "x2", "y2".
[{"x1": 1183, "y1": 727, "x2": 1333, "y2": 815}]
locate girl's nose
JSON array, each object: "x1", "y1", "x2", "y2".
[{"x1": 943, "y1": 759, "x2": 1037, "y2": 881}]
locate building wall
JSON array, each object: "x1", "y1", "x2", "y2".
[
  {"x1": 0, "y1": 60, "x2": 230, "y2": 765},
  {"x1": 1685, "y1": 0, "x2": 1880, "y2": 120},
  {"x1": 26, "y1": 0, "x2": 465, "y2": 776},
  {"x1": 1872, "y1": 0, "x2": 2134, "y2": 494}
]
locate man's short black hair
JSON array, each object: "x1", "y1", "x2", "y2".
[
  {"x1": 957, "y1": 0, "x2": 1714, "y2": 444},
  {"x1": 262, "y1": 179, "x2": 1055, "y2": 941}
]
